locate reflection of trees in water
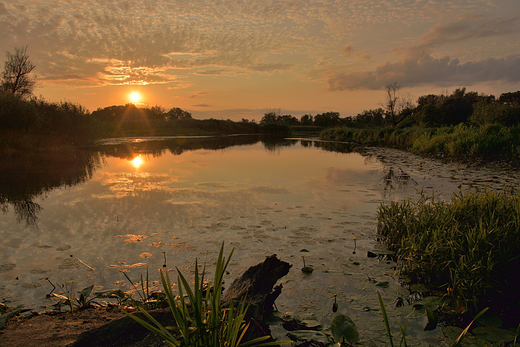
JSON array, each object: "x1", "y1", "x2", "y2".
[
  {"x1": 312, "y1": 141, "x2": 355, "y2": 154},
  {"x1": 261, "y1": 138, "x2": 298, "y2": 154},
  {"x1": 0, "y1": 150, "x2": 101, "y2": 225},
  {"x1": 381, "y1": 167, "x2": 418, "y2": 190},
  {"x1": 2, "y1": 135, "x2": 410, "y2": 225},
  {"x1": 99, "y1": 135, "x2": 262, "y2": 159}
]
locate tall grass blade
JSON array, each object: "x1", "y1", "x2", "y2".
[{"x1": 378, "y1": 291, "x2": 394, "y2": 347}]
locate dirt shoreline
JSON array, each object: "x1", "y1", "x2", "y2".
[{"x1": 1, "y1": 307, "x2": 123, "y2": 347}]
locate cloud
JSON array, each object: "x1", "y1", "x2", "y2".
[
  {"x1": 341, "y1": 45, "x2": 371, "y2": 61},
  {"x1": 248, "y1": 63, "x2": 293, "y2": 72},
  {"x1": 0, "y1": 2, "x2": 8, "y2": 15},
  {"x1": 419, "y1": 14, "x2": 520, "y2": 48},
  {"x1": 328, "y1": 51, "x2": 520, "y2": 90},
  {"x1": 195, "y1": 69, "x2": 228, "y2": 76},
  {"x1": 192, "y1": 103, "x2": 211, "y2": 107},
  {"x1": 329, "y1": 13, "x2": 520, "y2": 90},
  {"x1": 189, "y1": 92, "x2": 209, "y2": 98}
]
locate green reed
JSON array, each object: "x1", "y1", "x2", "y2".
[
  {"x1": 124, "y1": 243, "x2": 283, "y2": 347},
  {"x1": 377, "y1": 188, "x2": 520, "y2": 313}
]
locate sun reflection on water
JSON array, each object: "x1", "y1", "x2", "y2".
[{"x1": 131, "y1": 156, "x2": 144, "y2": 169}]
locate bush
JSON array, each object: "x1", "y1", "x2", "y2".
[
  {"x1": 377, "y1": 189, "x2": 520, "y2": 314},
  {"x1": 470, "y1": 101, "x2": 520, "y2": 127}
]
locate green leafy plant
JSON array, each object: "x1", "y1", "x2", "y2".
[
  {"x1": 301, "y1": 255, "x2": 313, "y2": 274},
  {"x1": 53, "y1": 281, "x2": 77, "y2": 313},
  {"x1": 52, "y1": 283, "x2": 99, "y2": 313},
  {"x1": 121, "y1": 267, "x2": 164, "y2": 310},
  {"x1": 330, "y1": 314, "x2": 359, "y2": 345},
  {"x1": 124, "y1": 243, "x2": 284, "y2": 346}
]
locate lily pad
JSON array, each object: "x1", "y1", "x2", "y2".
[
  {"x1": 287, "y1": 330, "x2": 330, "y2": 343},
  {"x1": 442, "y1": 326, "x2": 464, "y2": 345},
  {"x1": 476, "y1": 311, "x2": 503, "y2": 328},
  {"x1": 302, "y1": 266, "x2": 313, "y2": 273},
  {"x1": 330, "y1": 314, "x2": 359, "y2": 344},
  {"x1": 58, "y1": 258, "x2": 79, "y2": 269},
  {"x1": 21, "y1": 282, "x2": 42, "y2": 289},
  {"x1": 409, "y1": 283, "x2": 431, "y2": 293},
  {"x1": 472, "y1": 326, "x2": 516, "y2": 343},
  {"x1": 0, "y1": 264, "x2": 16, "y2": 273}
]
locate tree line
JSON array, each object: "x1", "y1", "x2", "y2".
[
  {"x1": 2, "y1": 46, "x2": 520, "y2": 150},
  {"x1": 261, "y1": 84, "x2": 520, "y2": 129}
]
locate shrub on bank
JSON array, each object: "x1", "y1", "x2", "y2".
[
  {"x1": 377, "y1": 189, "x2": 520, "y2": 316},
  {"x1": 0, "y1": 94, "x2": 99, "y2": 150}
]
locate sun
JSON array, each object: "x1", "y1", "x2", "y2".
[{"x1": 129, "y1": 91, "x2": 142, "y2": 104}]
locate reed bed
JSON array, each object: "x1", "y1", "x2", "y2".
[
  {"x1": 377, "y1": 188, "x2": 520, "y2": 315},
  {"x1": 320, "y1": 124, "x2": 520, "y2": 163}
]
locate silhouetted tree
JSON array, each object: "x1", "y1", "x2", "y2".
[
  {"x1": 314, "y1": 112, "x2": 340, "y2": 127},
  {"x1": 499, "y1": 91, "x2": 520, "y2": 105},
  {"x1": 355, "y1": 108, "x2": 385, "y2": 127},
  {"x1": 166, "y1": 107, "x2": 192, "y2": 120},
  {"x1": 261, "y1": 109, "x2": 280, "y2": 124},
  {"x1": 150, "y1": 105, "x2": 166, "y2": 120},
  {"x1": 300, "y1": 114, "x2": 314, "y2": 125},
  {"x1": 1, "y1": 46, "x2": 36, "y2": 98},
  {"x1": 277, "y1": 114, "x2": 299, "y2": 125},
  {"x1": 383, "y1": 82, "x2": 414, "y2": 127}
]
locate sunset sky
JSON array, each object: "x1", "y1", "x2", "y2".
[{"x1": 1, "y1": 0, "x2": 520, "y2": 121}]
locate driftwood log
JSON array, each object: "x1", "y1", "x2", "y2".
[
  {"x1": 73, "y1": 254, "x2": 291, "y2": 347},
  {"x1": 221, "y1": 254, "x2": 291, "y2": 322}
]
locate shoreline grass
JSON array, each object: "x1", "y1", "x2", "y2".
[
  {"x1": 377, "y1": 188, "x2": 520, "y2": 323},
  {"x1": 320, "y1": 124, "x2": 520, "y2": 167}
]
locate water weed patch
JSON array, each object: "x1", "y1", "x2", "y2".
[{"x1": 377, "y1": 188, "x2": 520, "y2": 322}]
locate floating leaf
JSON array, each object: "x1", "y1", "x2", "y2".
[
  {"x1": 0, "y1": 263, "x2": 16, "y2": 273},
  {"x1": 472, "y1": 326, "x2": 516, "y2": 343},
  {"x1": 409, "y1": 284, "x2": 430, "y2": 293},
  {"x1": 476, "y1": 311, "x2": 503, "y2": 328},
  {"x1": 302, "y1": 266, "x2": 313, "y2": 273},
  {"x1": 287, "y1": 330, "x2": 330, "y2": 344},
  {"x1": 330, "y1": 314, "x2": 359, "y2": 344},
  {"x1": 424, "y1": 306, "x2": 437, "y2": 330},
  {"x1": 376, "y1": 281, "x2": 390, "y2": 288},
  {"x1": 442, "y1": 326, "x2": 464, "y2": 345}
]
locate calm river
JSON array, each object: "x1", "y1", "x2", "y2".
[{"x1": 1, "y1": 136, "x2": 518, "y2": 345}]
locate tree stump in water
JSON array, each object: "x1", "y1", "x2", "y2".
[{"x1": 221, "y1": 254, "x2": 291, "y2": 322}]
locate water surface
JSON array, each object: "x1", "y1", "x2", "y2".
[{"x1": 1, "y1": 136, "x2": 517, "y2": 345}]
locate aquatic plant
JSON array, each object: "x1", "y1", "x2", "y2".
[
  {"x1": 377, "y1": 188, "x2": 520, "y2": 316},
  {"x1": 330, "y1": 314, "x2": 359, "y2": 345},
  {"x1": 51, "y1": 282, "x2": 99, "y2": 313},
  {"x1": 320, "y1": 124, "x2": 520, "y2": 163},
  {"x1": 121, "y1": 268, "x2": 164, "y2": 310},
  {"x1": 301, "y1": 255, "x2": 313, "y2": 273},
  {"x1": 124, "y1": 243, "x2": 282, "y2": 346}
]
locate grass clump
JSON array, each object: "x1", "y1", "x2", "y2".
[
  {"x1": 377, "y1": 188, "x2": 520, "y2": 317},
  {"x1": 124, "y1": 243, "x2": 281, "y2": 347}
]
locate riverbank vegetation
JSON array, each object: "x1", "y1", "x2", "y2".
[
  {"x1": 320, "y1": 87, "x2": 520, "y2": 166},
  {"x1": 377, "y1": 188, "x2": 520, "y2": 325}
]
